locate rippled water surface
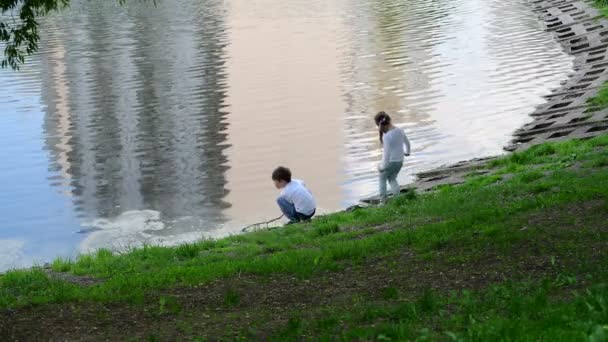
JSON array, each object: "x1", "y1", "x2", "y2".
[{"x1": 0, "y1": 0, "x2": 573, "y2": 270}]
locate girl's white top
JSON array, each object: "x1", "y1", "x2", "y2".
[{"x1": 382, "y1": 127, "x2": 411, "y2": 168}]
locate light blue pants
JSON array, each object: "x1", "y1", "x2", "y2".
[
  {"x1": 379, "y1": 161, "x2": 403, "y2": 201},
  {"x1": 277, "y1": 197, "x2": 315, "y2": 223}
]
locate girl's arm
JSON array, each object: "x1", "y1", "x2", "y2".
[{"x1": 403, "y1": 130, "x2": 411, "y2": 156}]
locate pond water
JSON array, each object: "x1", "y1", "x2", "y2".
[{"x1": 0, "y1": 0, "x2": 572, "y2": 271}]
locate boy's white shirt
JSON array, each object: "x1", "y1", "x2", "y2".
[{"x1": 279, "y1": 179, "x2": 316, "y2": 216}]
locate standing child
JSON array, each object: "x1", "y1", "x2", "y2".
[
  {"x1": 374, "y1": 111, "x2": 411, "y2": 203},
  {"x1": 272, "y1": 166, "x2": 316, "y2": 224}
]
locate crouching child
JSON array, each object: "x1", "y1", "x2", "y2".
[{"x1": 272, "y1": 166, "x2": 316, "y2": 224}]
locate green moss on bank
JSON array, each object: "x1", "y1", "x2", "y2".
[
  {"x1": 595, "y1": 0, "x2": 608, "y2": 18},
  {"x1": 587, "y1": 2, "x2": 608, "y2": 109},
  {"x1": 587, "y1": 86, "x2": 608, "y2": 109}
]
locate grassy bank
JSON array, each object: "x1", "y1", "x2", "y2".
[
  {"x1": 596, "y1": 0, "x2": 608, "y2": 17},
  {"x1": 589, "y1": 0, "x2": 608, "y2": 109},
  {"x1": 1, "y1": 134, "x2": 607, "y2": 340}
]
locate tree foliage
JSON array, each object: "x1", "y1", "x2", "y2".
[
  {"x1": 0, "y1": 0, "x2": 139, "y2": 70},
  {"x1": 0, "y1": 0, "x2": 70, "y2": 70}
]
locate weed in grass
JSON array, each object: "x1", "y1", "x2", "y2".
[
  {"x1": 530, "y1": 182, "x2": 553, "y2": 194},
  {"x1": 0, "y1": 270, "x2": 82, "y2": 307},
  {"x1": 587, "y1": 74, "x2": 608, "y2": 109},
  {"x1": 382, "y1": 286, "x2": 399, "y2": 300},
  {"x1": 224, "y1": 289, "x2": 240, "y2": 307},
  {"x1": 51, "y1": 258, "x2": 72, "y2": 272},
  {"x1": 589, "y1": 325, "x2": 608, "y2": 342},
  {"x1": 377, "y1": 323, "x2": 412, "y2": 340},
  {"x1": 262, "y1": 245, "x2": 281, "y2": 254},
  {"x1": 557, "y1": 154, "x2": 578, "y2": 168},
  {"x1": 316, "y1": 316, "x2": 340, "y2": 331},
  {"x1": 589, "y1": 134, "x2": 608, "y2": 147},
  {"x1": 584, "y1": 153, "x2": 608, "y2": 168},
  {"x1": 176, "y1": 321, "x2": 194, "y2": 335},
  {"x1": 360, "y1": 305, "x2": 389, "y2": 322},
  {"x1": 489, "y1": 143, "x2": 557, "y2": 168},
  {"x1": 416, "y1": 289, "x2": 439, "y2": 314},
  {"x1": 516, "y1": 170, "x2": 545, "y2": 184},
  {"x1": 314, "y1": 222, "x2": 340, "y2": 236},
  {"x1": 286, "y1": 316, "x2": 302, "y2": 333},
  {"x1": 555, "y1": 273, "x2": 577, "y2": 287},
  {"x1": 156, "y1": 296, "x2": 181, "y2": 317},
  {"x1": 467, "y1": 174, "x2": 503, "y2": 187},
  {"x1": 390, "y1": 190, "x2": 418, "y2": 205},
  {"x1": 175, "y1": 243, "x2": 200, "y2": 260},
  {"x1": 274, "y1": 316, "x2": 303, "y2": 340}
]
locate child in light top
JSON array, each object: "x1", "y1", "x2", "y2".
[
  {"x1": 374, "y1": 111, "x2": 411, "y2": 203},
  {"x1": 272, "y1": 166, "x2": 316, "y2": 224}
]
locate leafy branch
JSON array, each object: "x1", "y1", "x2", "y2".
[
  {"x1": 0, "y1": 0, "x2": 70, "y2": 70},
  {"x1": 0, "y1": 0, "x2": 152, "y2": 70}
]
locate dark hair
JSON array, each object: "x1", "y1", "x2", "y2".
[
  {"x1": 272, "y1": 166, "x2": 292, "y2": 182},
  {"x1": 374, "y1": 111, "x2": 391, "y2": 144}
]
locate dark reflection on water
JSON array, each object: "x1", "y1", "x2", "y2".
[
  {"x1": 0, "y1": 0, "x2": 573, "y2": 270},
  {"x1": 40, "y1": 0, "x2": 230, "y2": 234}
]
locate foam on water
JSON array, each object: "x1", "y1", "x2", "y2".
[
  {"x1": 79, "y1": 210, "x2": 207, "y2": 253},
  {"x1": 0, "y1": 240, "x2": 28, "y2": 272}
]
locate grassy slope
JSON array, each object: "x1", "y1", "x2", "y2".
[{"x1": 0, "y1": 134, "x2": 607, "y2": 340}]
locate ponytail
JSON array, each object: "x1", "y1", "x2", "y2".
[{"x1": 374, "y1": 111, "x2": 391, "y2": 145}]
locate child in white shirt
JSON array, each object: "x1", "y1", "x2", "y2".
[
  {"x1": 272, "y1": 166, "x2": 316, "y2": 224},
  {"x1": 374, "y1": 111, "x2": 411, "y2": 203}
]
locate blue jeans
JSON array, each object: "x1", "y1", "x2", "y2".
[
  {"x1": 379, "y1": 161, "x2": 403, "y2": 201},
  {"x1": 277, "y1": 197, "x2": 315, "y2": 223}
]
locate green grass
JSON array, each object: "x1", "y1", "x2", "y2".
[
  {"x1": 274, "y1": 281, "x2": 608, "y2": 341},
  {"x1": 1, "y1": 136, "x2": 608, "y2": 340},
  {"x1": 595, "y1": 0, "x2": 608, "y2": 20},
  {"x1": 582, "y1": 1, "x2": 608, "y2": 110},
  {"x1": 587, "y1": 84, "x2": 608, "y2": 109},
  {"x1": 591, "y1": 0, "x2": 608, "y2": 109}
]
